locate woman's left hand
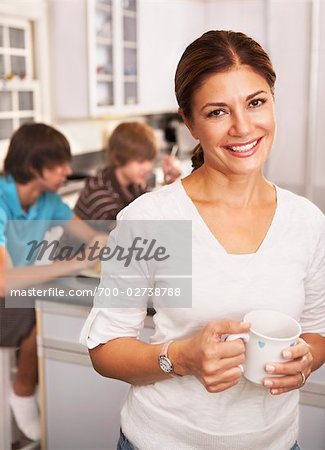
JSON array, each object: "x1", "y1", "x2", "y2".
[{"x1": 263, "y1": 338, "x2": 313, "y2": 395}]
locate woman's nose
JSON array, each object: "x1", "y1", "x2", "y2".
[{"x1": 228, "y1": 111, "x2": 254, "y2": 138}]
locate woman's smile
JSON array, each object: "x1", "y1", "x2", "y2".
[
  {"x1": 222, "y1": 136, "x2": 263, "y2": 158},
  {"x1": 186, "y1": 66, "x2": 276, "y2": 176}
]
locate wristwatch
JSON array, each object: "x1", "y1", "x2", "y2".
[{"x1": 158, "y1": 340, "x2": 175, "y2": 374}]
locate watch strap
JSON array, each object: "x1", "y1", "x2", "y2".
[{"x1": 159, "y1": 340, "x2": 174, "y2": 358}]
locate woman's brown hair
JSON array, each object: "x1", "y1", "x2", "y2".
[
  {"x1": 174, "y1": 30, "x2": 276, "y2": 170},
  {"x1": 107, "y1": 121, "x2": 158, "y2": 167},
  {"x1": 4, "y1": 123, "x2": 71, "y2": 184}
]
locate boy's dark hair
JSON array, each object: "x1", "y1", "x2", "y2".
[{"x1": 4, "y1": 123, "x2": 71, "y2": 184}]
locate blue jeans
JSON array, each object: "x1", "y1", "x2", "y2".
[
  {"x1": 117, "y1": 430, "x2": 300, "y2": 450},
  {"x1": 117, "y1": 429, "x2": 135, "y2": 450}
]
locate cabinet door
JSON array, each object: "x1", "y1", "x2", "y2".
[
  {"x1": 40, "y1": 303, "x2": 154, "y2": 450},
  {"x1": 49, "y1": 0, "x2": 89, "y2": 118},
  {"x1": 90, "y1": 0, "x2": 140, "y2": 115},
  {"x1": 0, "y1": 17, "x2": 39, "y2": 141},
  {"x1": 44, "y1": 356, "x2": 128, "y2": 450},
  {"x1": 50, "y1": 0, "x2": 139, "y2": 118},
  {"x1": 89, "y1": 0, "x2": 115, "y2": 115},
  {"x1": 122, "y1": 0, "x2": 138, "y2": 105},
  {"x1": 137, "y1": 0, "x2": 206, "y2": 113},
  {"x1": 44, "y1": 326, "x2": 153, "y2": 450}
]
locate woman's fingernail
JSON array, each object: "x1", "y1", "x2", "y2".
[
  {"x1": 271, "y1": 389, "x2": 278, "y2": 395},
  {"x1": 264, "y1": 379, "x2": 273, "y2": 387},
  {"x1": 283, "y1": 350, "x2": 292, "y2": 358},
  {"x1": 265, "y1": 364, "x2": 275, "y2": 373},
  {"x1": 238, "y1": 364, "x2": 244, "y2": 373}
]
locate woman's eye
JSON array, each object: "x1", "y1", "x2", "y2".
[
  {"x1": 208, "y1": 109, "x2": 226, "y2": 118},
  {"x1": 249, "y1": 98, "x2": 266, "y2": 108}
]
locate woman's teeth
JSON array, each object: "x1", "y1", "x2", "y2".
[{"x1": 227, "y1": 139, "x2": 258, "y2": 153}]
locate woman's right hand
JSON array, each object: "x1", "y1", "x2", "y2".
[{"x1": 171, "y1": 320, "x2": 250, "y2": 393}]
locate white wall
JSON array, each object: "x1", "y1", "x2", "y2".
[
  {"x1": 313, "y1": 0, "x2": 325, "y2": 209},
  {"x1": 267, "y1": 0, "x2": 311, "y2": 193},
  {"x1": 205, "y1": 0, "x2": 267, "y2": 46}
]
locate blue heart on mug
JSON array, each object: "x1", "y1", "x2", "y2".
[{"x1": 258, "y1": 340, "x2": 266, "y2": 349}]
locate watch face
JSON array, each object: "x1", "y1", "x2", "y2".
[{"x1": 159, "y1": 356, "x2": 173, "y2": 373}]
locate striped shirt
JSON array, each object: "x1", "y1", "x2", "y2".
[{"x1": 74, "y1": 166, "x2": 148, "y2": 221}]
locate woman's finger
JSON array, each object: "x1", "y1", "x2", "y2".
[
  {"x1": 263, "y1": 371, "x2": 305, "y2": 390},
  {"x1": 264, "y1": 353, "x2": 311, "y2": 376},
  {"x1": 202, "y1": 367, "x2": 243, "y2": 393},
  {"x1": 281, "y1": 338, "x2": 310, "y2": 360},
  {"x1": 267, "y1": 370, "x2": 306, "y2": 395}
]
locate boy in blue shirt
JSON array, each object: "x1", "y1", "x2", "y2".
[{"x1": 0, "y1": 123, "x2": 104, "y2": 441}]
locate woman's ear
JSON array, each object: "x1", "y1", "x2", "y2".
[{"x1": 178, "y1": 108, "x2": 198, "y2": 140}]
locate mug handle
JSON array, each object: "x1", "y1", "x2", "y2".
[
  {"x1": 224, "y1": 333, "x2": 250, "y2": 375},
  {"x1": 225, "y1": 333, "x2": 250, "y2": 343}
]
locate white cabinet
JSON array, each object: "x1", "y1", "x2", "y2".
[
  {"x1": 0, "y1": 17, "x2": 40, "y2": 141},
  {"x1": 36, "y1": 299, "x2": 154, "y2": 450},
  {"x1": 49, "y1": 0, "x2": 207, "y2": 118},
  {"x1": 137, "y1": 0, "x2": 206, "y2": 113},
  {"x1": 88, "y1": 0, "x2": 115, "y2": 112},
  {"x1": 89, "y1": 0, "x2": 139, "y2": 114},
  {"x1": 49, "y1": 0, "x2": 140, "y2": 118}
]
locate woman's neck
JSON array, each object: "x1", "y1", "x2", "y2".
[{"x1": 184, "y1": 165, "x2": 274, "y2": 208}]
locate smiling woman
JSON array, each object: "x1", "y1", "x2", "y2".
[{"x1": 81, "y1": 30, "x2": 325, "y2": 450}]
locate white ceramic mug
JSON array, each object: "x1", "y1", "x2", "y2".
[{"x1": 227, "y1": 310, "x2": 302, "y2": 384}]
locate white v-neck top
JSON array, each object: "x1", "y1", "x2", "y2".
[{"x1": 81, "y1": 179, "x2": 325, "y2": 450}]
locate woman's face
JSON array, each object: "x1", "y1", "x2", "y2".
[{"x1": 185, "y1": 65, "x2": 276, "y2": 177}]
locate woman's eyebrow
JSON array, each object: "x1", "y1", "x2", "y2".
[
  {"x1": 200, "y1": 90, "x2": 268, "y2": 112},
  {"x1": 246, "y1": 90, "x2": 267, "y2": 100}
]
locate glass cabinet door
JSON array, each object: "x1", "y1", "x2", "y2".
[
  {"x1": 95, "y1": 1, "x2": 114, "y2": 107},
  {"x1": 0, "y1": 18, "x2": 38, "y2": 142},
  {"x1": 89, "y1": 0, "x2": 139, "y2": 115},
  {"x1": 122, "y1": 0, "x2": 137, "y2": 105},
  {"x1": 0, "y1": 22, "x2": 30, "y2": 80}
]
